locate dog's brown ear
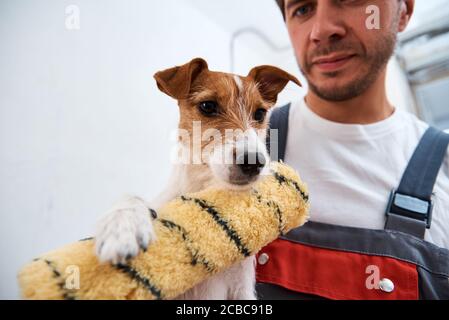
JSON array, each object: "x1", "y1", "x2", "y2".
[
  {"x1": 248, "y1": 65, "x2": 301, "y2": 104},
  {"x1": 153, "y1": 58, "x2": 208, "y2": 100}
]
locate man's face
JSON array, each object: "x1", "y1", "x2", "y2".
[{"x1": 284, "y1": 0, "x2": 408, "y2": 101}]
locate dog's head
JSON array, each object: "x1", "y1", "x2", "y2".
[{"x1": 154, "y1": 57, "x2": 301, "y2": 189}]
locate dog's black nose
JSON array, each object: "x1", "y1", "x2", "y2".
[{"x1": 236, "y1": 152, "x2": 266, "y2": 177}]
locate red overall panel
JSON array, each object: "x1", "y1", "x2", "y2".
[{"x1": 256, "y1": 239, "x2": 419, "y2": 300}]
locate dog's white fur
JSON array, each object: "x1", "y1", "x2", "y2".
[{"x1": 95, "y1": 75, "x2": 270, "y2": 300}]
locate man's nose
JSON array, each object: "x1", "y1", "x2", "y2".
[{"x1": 310, "y1": 4, "x2": 347, "y2": 45}]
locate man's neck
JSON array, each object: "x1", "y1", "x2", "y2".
[{"x1": 305, "y1": 70, "x2": 394, "y2": 125}]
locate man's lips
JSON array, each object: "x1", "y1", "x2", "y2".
[{"x1": 312, "y1": 54, "x2": 357, "y2": 72}]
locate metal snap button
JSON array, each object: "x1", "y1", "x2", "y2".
[
  {"x1": 379, "y1": 278, "x2": 395, "y2": 293},
  {"x1": 258, "y1": 253, "x2": 269, "y2": 265}
]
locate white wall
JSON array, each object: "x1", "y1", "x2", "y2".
[{"x1": 0, "y1": 0, "x2": 266, "y2": 299}]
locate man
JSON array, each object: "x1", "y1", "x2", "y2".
[{"x1": 256, "y1": 0, "x2": 449, "y2": 300}]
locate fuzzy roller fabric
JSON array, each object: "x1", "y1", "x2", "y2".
[{"x1": 18, "y1": 162, "x2": 309, "y2": 300}]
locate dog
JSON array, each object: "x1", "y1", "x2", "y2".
[{"x1": 94, "y1": 58, "x2": 300, "y2": 299}]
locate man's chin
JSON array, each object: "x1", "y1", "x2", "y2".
[{"x1": 308, "y1": 78, "x2": 370, "y2": 102}]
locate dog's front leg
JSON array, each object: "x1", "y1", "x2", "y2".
[
  {"x1": 94, "y1": 165, "x2": 185, "y2": 264},
  {"x1": 227, "y1": 255, "x2": 258, "y2": 300},
  {"x1": 94, "y1": 194, "x2": 158, "y2": 265}
]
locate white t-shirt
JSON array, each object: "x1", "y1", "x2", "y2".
[{"x1": 284, "y1": 99, "x2": 449, "y2": 249}]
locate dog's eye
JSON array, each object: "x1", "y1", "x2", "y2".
[
  {"x1": 254, "y1": 108, "x2": 267, "y2": 123},
  {"x1": 199, "y1": 101, "x2": 219, "y2": 117}
]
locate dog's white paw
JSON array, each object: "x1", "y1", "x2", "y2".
[{"x1": 95, "y1": 195, "x2": 157, "y2": 265}]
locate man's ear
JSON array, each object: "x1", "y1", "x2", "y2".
[
  {"x1": 248, "y1": 65, "x2": 301, "y2": 104},
  {"x1": 153, "y1": 58, "x2": 208, "y2": 100},
  {"x1": 398, "y1": 0, "x2": 414, "y2": 32}
]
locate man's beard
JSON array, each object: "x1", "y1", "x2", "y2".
[{"x1": 299, "y1": 32, "x2": 397, "y2": 102}]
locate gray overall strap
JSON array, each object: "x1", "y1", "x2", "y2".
[
  {"x1": 385, "y1": 127, "x2": 449, "y2": 239},
  {"x1": 266, "y1": 104, "x2": 291, "y2": 162}
]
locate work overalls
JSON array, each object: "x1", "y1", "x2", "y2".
[{"x1": 256, "y1": 104, "x2": 449, "y2": 300}]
